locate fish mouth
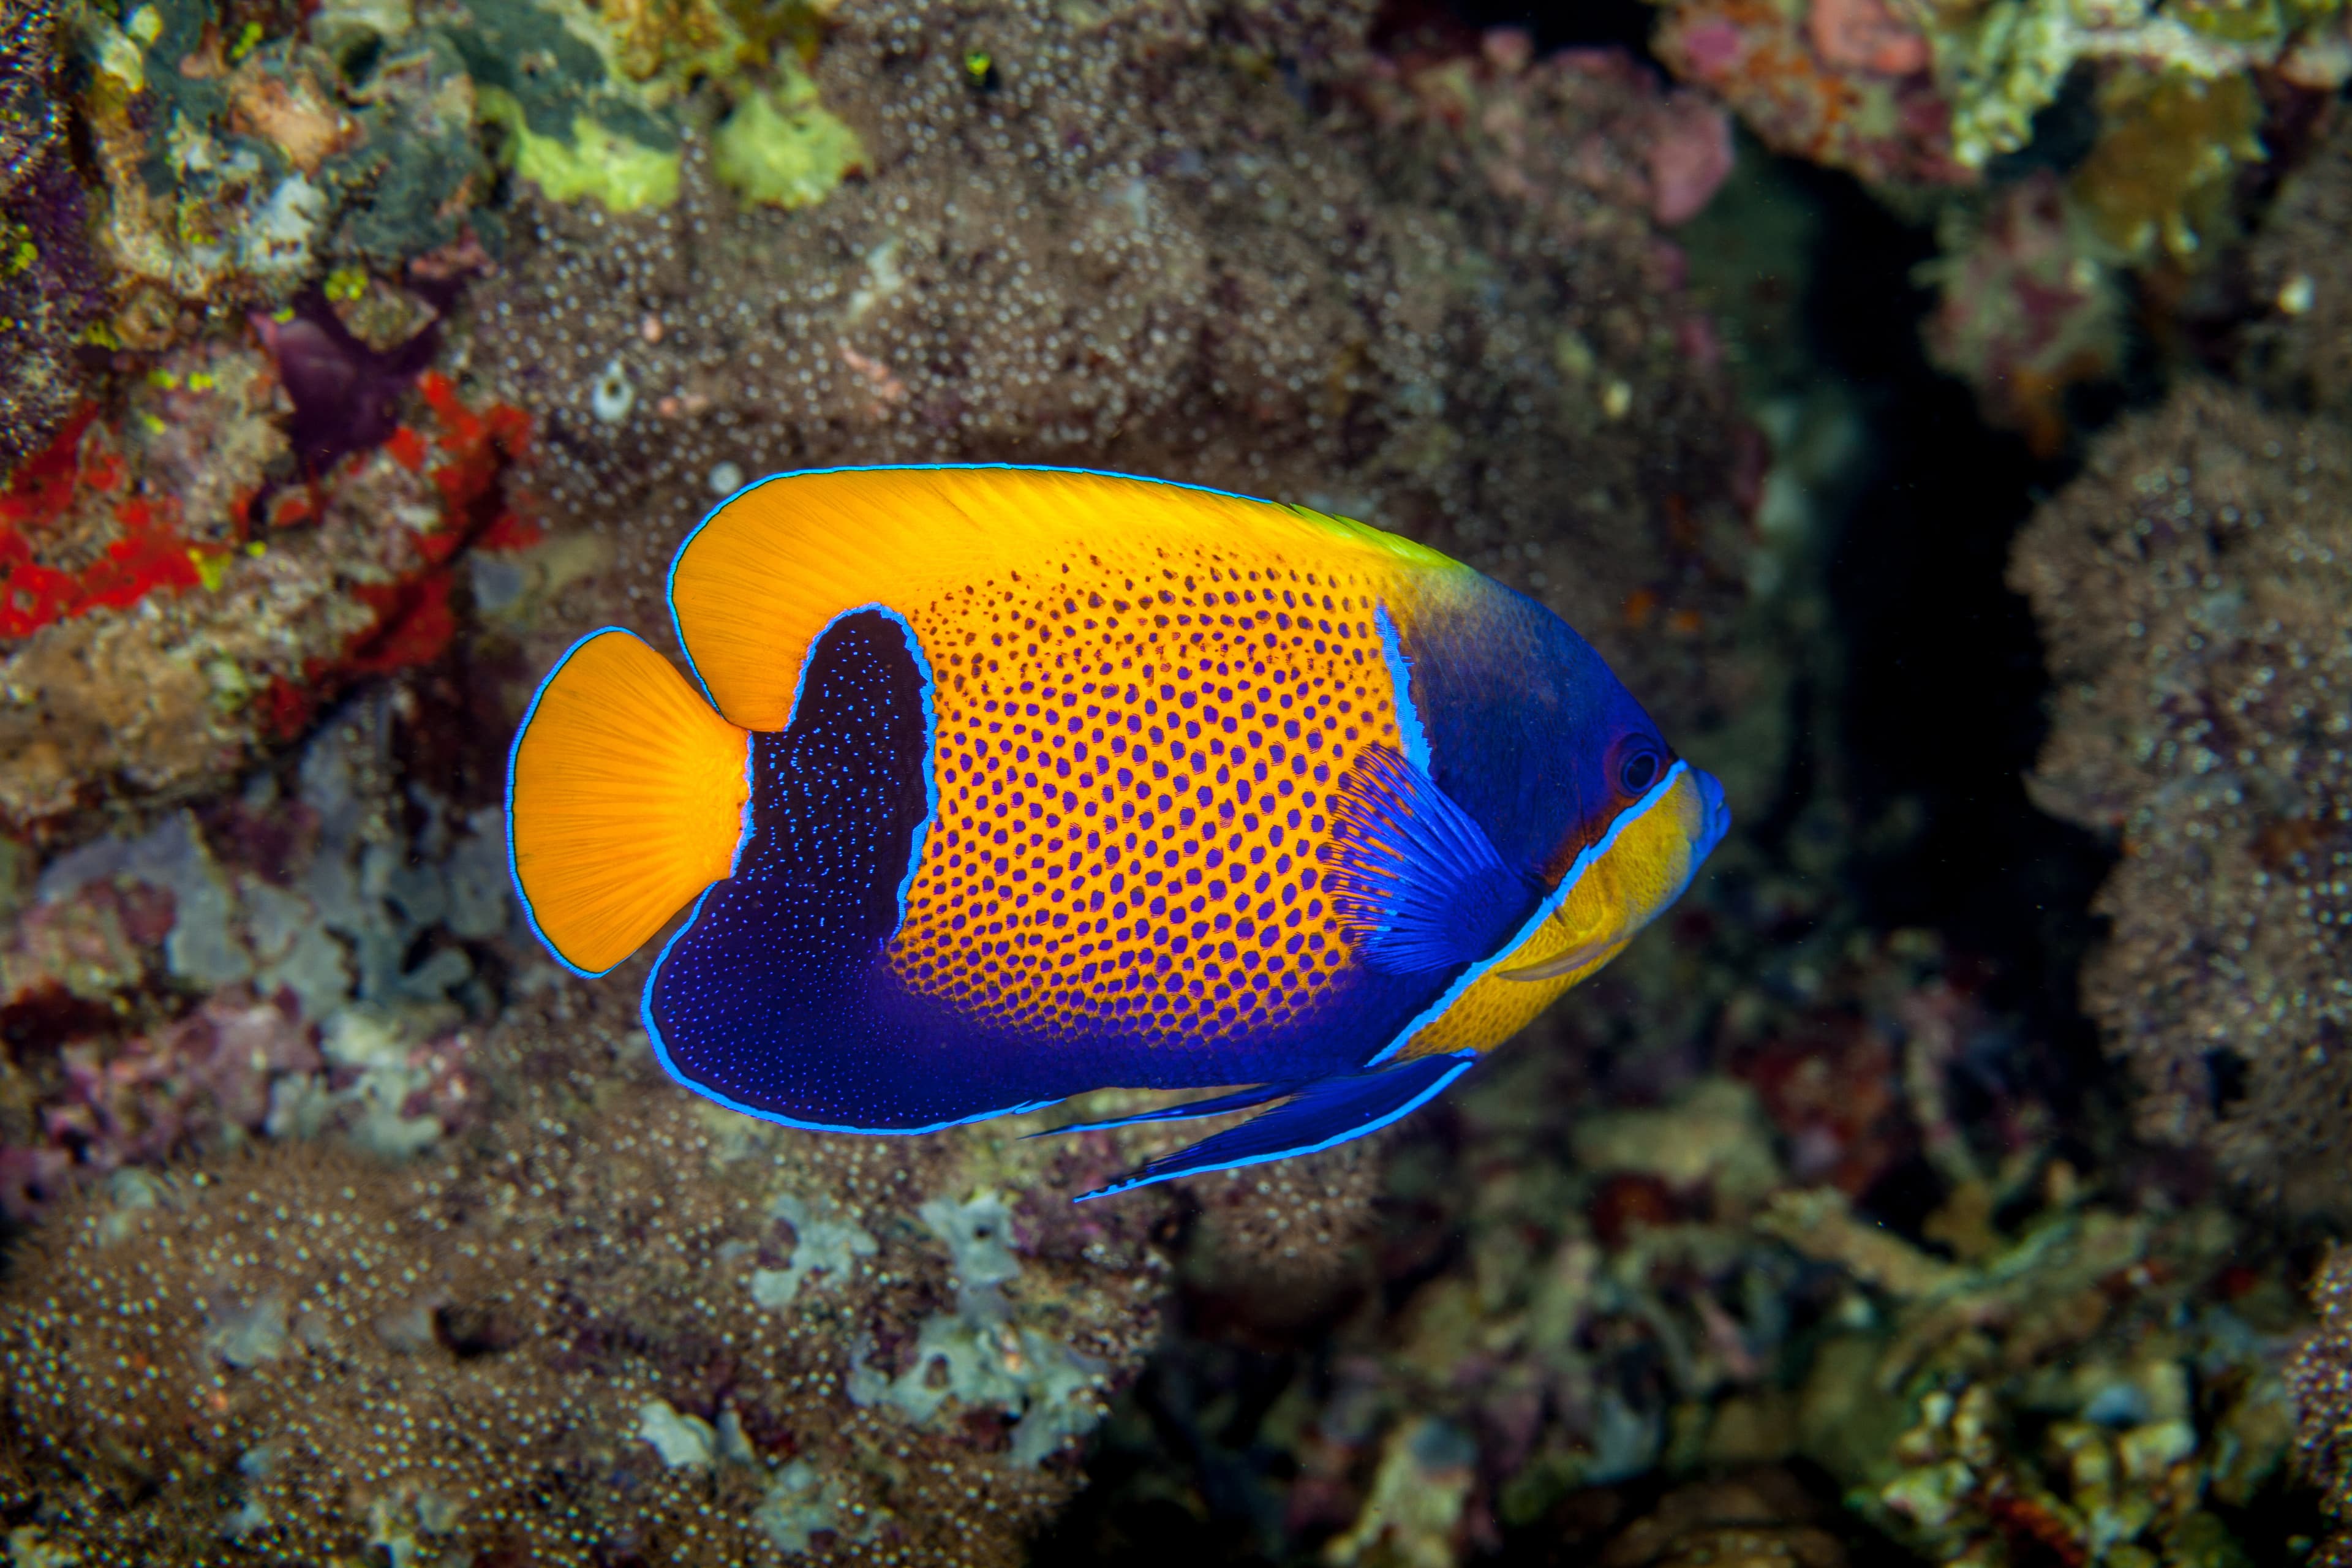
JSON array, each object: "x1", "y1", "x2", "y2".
[
  {"x1": 1692, "y1": 765, "x2": 1731, "y2": 866},
  {"x1": 1497, "y1": 761, "x2": 1728, "y2": 984}
]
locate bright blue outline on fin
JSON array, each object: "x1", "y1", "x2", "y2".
[
  {"x1": 506, "y1": 625, "x2": 758, "y2": 978},
  {"x1": 1027, "y1": 1080, "x2": 1306, "y2": 1139},
  {"x1": 1072, "y1": 1054, "x2": 1477, "y2": 1202},
  {"x1": 640, "y1": 887, "x2": 1065, "y2": 1136},
  {"x1": 1324, "y1": 742, "x2": 1527, "y2": 973},
  {"x1": 1374, "y1": 603, "x2": 1432, "y2": 775},
  {"x1": 1364, "y1": 760, "x2": 1694, "y2": 1067}
]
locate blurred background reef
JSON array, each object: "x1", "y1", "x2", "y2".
[{"x1": 0, "y1": 0, "x2": 2347, "y2": 1561}]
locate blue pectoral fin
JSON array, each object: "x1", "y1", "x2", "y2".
[
  {"x1": 1030, "y1": 1080, "x2": 1307, "y2": 1138},
  {"x1": 1075, "y1": 1053, "x2": 1477, "y2": 1202},
  {"x1": 1320, "y1": 744, "x2": 1537, "y2": 973}
]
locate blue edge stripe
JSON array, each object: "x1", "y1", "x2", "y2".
[
  {"x1": 1363, "y1": 760, "x2": 1693, "y2": 1067},
  {"x1": 506, "y1": 464, "x2": 1665, "y2": 1193},
  {"x1": 1074, "y1": 1057, "x2": 1479, "y2": 1203}
]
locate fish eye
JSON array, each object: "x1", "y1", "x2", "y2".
[{"x1": 1617, "y1": 745, "x2": 1661, "y2": 795}]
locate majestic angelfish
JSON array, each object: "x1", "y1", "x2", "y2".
[{"x1": 505, "y1": 467, "x2": 1730, "y2": 1199}]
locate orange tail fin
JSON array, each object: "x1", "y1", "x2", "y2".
[{"x1": 506, "y1": 628, "x2": 750, "y2": 975}]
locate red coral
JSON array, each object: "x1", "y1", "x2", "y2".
[
  {"x1": 0, "y1": 407, "x2": 225, "y2": 639},
  {"x1": 416, "y1": 370, "x2": 539, "y2": 556},
  {"x1": 258, "y1": 372, "x2": 535, "y2": 739}
]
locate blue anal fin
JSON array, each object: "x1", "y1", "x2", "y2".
[
  {"x1": 1030, "y1": 1080, "x2": 1308, "y2": 1139},
  {"x1": 1319, "y1": 742, "x2": 1536, "y2": 973},
  {"x1": 1075, "y1": 1053, "x2": 1476, "y2": 1202}
]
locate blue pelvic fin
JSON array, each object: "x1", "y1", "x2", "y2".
[
  {"x1": 1319, "y1": 743, "x2": 1536, "y2": 973},
  {"x1": 1031, "y1": 1081, "x2": 1306, "y2": 1138},
  {"x1": 1076, "y1": 1053, "x2": 1477, "y2": 1202}
]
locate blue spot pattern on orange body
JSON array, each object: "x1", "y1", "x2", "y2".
[{"x1": 879, "y1": 546, "x2": 1442, "y2": 1080}]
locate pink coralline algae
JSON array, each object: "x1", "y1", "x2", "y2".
[
  {"x1": 1807, "y1": 0, "x2": 1929, "y2": 77},
  {"x1": 0, "y1": 990, "x2": 319, "y2": 1218},
  {"x1": 1639, "y1": 74, "x2": 1740, "y2": 225},
  {"x1": 1652, "y1": 0, "x2": 1971, "y2": 187},
  {"x1": 1920, "y1": 172, "x2": 2124, "y2": 456}
]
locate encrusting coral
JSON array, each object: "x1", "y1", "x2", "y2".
[
  {"x1": 0, "y1": 679, "x2": 524, "y2": 1216},
  {"x1": 0, "y1": 356, "x2": 535, "y2": 832},
  {"x1": 1650, "y1": 0, "x2": 2346, "y2": 184},
  {"x1": 1917, "y1": 171, "x2": 2125, "y2": 457},
  {"x1": 2299, "y1": 1247, "x2": 2352, "y2": 1558},
  {"x1": 2244, "y1": 104, "x2": 2352, "y2": 420},
  {"x1": 0, "y1": 967, "x2": 1193, "y2": 1564},
  {"x1": 0, "y1": 0, "x2": 101, "y2": 475},
  {"x1": 2010, "y1": 383, "x2": 2352, "y2": 1208},
  {"x1": 1052, "y1": 924, "x2": 2310, "y2": 1566},
  {"x1": 1643, "y1": 0, "x2": 2324, "y2": 451}
]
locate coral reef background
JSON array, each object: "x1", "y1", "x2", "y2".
[{"x1": 1, "y1": 0, "x2": 2350, "y2": 1561}]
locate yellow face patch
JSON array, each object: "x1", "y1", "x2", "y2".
[{"x1": 1387, "y1": 765, "x2": 1711, "y2": 1061}]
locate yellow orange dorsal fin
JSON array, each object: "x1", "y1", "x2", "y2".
[
  {"x1": 666, "y1": 466, "x2": 1457, "y2": 730},
  {"x1": 507, "y1": 628, "x2": 750, "y2": 974}
]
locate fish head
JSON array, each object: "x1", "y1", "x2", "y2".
[
  {"x1": 1399, "y1": 578, "x2": 1731, "y2": 967},
  {"x1": 1471, "y1": 644, "x2": 1732, "y2": 984}
]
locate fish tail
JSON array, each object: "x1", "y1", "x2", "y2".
[{"x1": 506, "y1": 628, "x2": 752, "y2": 976}]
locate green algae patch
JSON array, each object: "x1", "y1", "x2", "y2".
[
  {"x1": 712, "y1": 67, "x2": 864, "y2": 209},
  {"x1": 480, "y1": 87, "x2": 680, "y2": 211},
  {"x1": 2072, "y1": 67, "x2": 2263, "y2": 261}
]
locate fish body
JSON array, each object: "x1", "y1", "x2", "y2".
[{"x1": 506, "y1": 467, "x2": 1728, "y2": 1197}]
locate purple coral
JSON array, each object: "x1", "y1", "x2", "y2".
[
  {"x1": 251, "y1": 293, "x2": 440, "y2": 475},
  {"x1": 2, "y1": 990, "x2": 319, "y2": 1218}
]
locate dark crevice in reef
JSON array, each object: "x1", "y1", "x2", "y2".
[
  {"x1": 1035, "y1": 126, "x2": 2125, "y2": 1567},
  {"x1": 1796, "y1": 155, "x2": 2117, "y2": 1103},
  {"x1": 1368, "y1": 0, "x2": 1663, "y2": 68},
  {"x1": 1434, "y1": 0, "x2": 1661, "y2": 58}
]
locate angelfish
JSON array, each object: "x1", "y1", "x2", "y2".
[{"x1": 505, "y1": 467, "x2": 1730, "y2": 1199}]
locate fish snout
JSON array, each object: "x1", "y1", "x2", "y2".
[{"x1": 1692, "y1": 766, "x2": 1731, "y2": 865}]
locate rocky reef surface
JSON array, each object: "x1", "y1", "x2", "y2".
[
  {"x1": 2013, "y1": 383, "x2": 2352, "y2": 1210},
  {"x1": 3, "y1": 0, "x2": 2351, "y2": 1562},
  {"x1": 1647, "y1": 0, "x2": 2345, "y2": 454},
  {"x1": 0, "y1": 0, "x2": 1784, "y2": 1559}
]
